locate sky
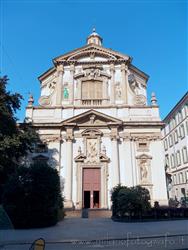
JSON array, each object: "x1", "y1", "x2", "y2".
[{"x1": 0, "y1": 0, "x2": 187, "y2": 121}]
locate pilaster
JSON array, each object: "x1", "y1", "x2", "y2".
[
  {"x1": 70, "y1": 64, "x2": 75, "y2": 105},
  {"x1": 110, "y1": 127, "x2": 120, "y2": 187},
  {"x1": 121, "y1": 63, "x2": 128, "y2": 104},
  {"x1": 110, "y1": 64, "x2": 115, "y2": 104},
  {"x1": 56, "y1": 64, "x2": 64, "y2": 106},
  {"x1": 64, "y1": 127, "x2": 74, "y2": 208}
]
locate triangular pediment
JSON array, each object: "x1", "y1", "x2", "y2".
[
  {"x1": 53, "y1": 44, "x2": 130, "y2": 63},
  {"x1": 62, "y1": 109, "x2": 122, "y2": 127}
]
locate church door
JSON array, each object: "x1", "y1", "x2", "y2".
[{"x1": 83, "y1": 168, "x2": 101, "y2": 208}]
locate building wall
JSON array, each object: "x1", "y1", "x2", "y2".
[
  {"x1": 26, "y1": 33, "x2": 168, "y2": 208},
  {"x1": 162, "y1": 93, "x2": 188, "y2": 201}
]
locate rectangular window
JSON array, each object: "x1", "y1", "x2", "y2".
[
  {"x1": 178, "y1": 110, "x2": 183, "y2": 123},
  {"x1": 165, "y1": 154, "x2": 169, "y2": 167},
  {"x1": 186, "y1": 171, "x2": 188, "y2": 182},
  {"x1": 174, "y1": 130, "x2": 178, "y2": 143},
  {"x1": 176, "y1": 151, "x2": 181, "y2": 166},
  {"x1": 82, "y1": 80, "x2": 103, "y2": 100},
  {"x1": 164, "y1": 139, "x2": 168, "y2": 150},
  {"x1": 169, "y1": 134, "x2": 173, "y2": 147},
  {"x1": 174, "y1": 174, "x2": 177, "y2": 185},
  {"x1": 186, "y1": 121, "x2": 188, "y2": 135},
  {"x1": 180, "y1": 124, "x2": 185, "y2": 138},
  {"x1": 171, "y1": 154, "x2": 175, "y2": 168},
  {"x1": 182, "y1": 147, "x2": 188, "y2": 163}
]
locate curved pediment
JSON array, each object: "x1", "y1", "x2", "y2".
[{"x1": 53, "y1": 44, "x2": 130, "y2": 64}]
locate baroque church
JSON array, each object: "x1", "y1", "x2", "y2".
[{"x1": 26, "y1": 29, "x2": 168, "y2": 209}]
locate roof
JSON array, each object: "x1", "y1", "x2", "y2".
[{"x1": 163, "y1": 91, "x2": 188, "y2": 122}]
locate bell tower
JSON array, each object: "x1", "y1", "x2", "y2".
[{"x1": 86, "y1": 28, "x2": 103, "y2": 46}]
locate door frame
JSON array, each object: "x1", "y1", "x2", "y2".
[
  {"x1": 76, "y1": 163, "x2": 108, "y2": 209},
  {"x1": 82, "y1": 168, "x2": 101, "y2": 209}
]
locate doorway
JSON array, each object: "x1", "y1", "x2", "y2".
[
  {"x1": 84, "y1": 191, "x2": 90, "y2": 208},
  {"x1": 83, "y1": 168, "x2": 100, "y2": 208}
]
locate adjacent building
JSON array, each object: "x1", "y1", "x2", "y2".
[
  {"x1": 162, "y1": 92, "x2": 188, "y2": 201},
  {"x1": 26, "y1": 30, "x2": 168, "y2": 209}
]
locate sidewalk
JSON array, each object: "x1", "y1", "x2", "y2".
[{"x1": 0, "y1": 218, "x2": 188, "y2": 245}]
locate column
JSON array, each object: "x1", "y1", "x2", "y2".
[
  {"x1": 70, "y1": 64, "x2": 75, "y2": 105},
  {"x1": 121, "y1": 63, "x2": 128, "y2": 104},
  {"x1": 64, "y1": 128, "x2": 73, "y2": 208},
  {"x1": 56, "y1": 64, "x2": 64, "y2": 106},
  {"x1": 110, "y1": 127, "x2": 120, "y2": 187},
  {"x1": 110, "y1": 64, "x2": 115, "y2": 104}
]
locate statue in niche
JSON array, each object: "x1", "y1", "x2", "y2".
[
  {"x1": 140, "y1": 159, "x2": 148, "y2": 183},
  {"x1": 115, "y1": 82, "x2": 122, "y2": 99},
  {"x1": 63, "y1": 86, "x2": 69, "y2": 99},
  {"x1": 87, "y1": 139, "x2": 98, "y2": 163}
]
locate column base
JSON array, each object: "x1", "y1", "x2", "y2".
[{"x1": 64, "y1": 200, "x2": 74, "y2": 209}]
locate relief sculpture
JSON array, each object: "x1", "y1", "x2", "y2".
[
  {"x1": 86, "y1": 139, "x2": 98, "y2": 163},
  {"x1": 38, "y1": 81, "x2": 56, "y2": 106}
]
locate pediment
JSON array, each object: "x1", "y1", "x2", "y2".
[
  {"x1": 99, "y1": 153, "x2": 110, "y2": 163},
  {"x1": 74, "y1": 153, "x2": 86, "y2": 162},
  {"x1": 53, "y1": 44, "x2": 130, "y2": 63},
  {"x1": 62, "y1": 109, "x2": 122, "y2": 127},
  {"x1": 136, "y1": 154, "x2": 152, "y2": 159}
]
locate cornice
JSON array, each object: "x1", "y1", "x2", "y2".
[{"x1": 30, "y1": 104, "x2": 159, "y2": 110}]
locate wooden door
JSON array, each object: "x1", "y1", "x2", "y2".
[{"x1": 83, "y1": 168, "x2": 100, "y2": 208}]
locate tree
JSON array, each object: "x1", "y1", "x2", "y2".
[
  {"x1": 0, "y1": 76, "x2": 38, "y2": 202},
  {"x1": 2, "y1": 161, "x2": 64, "y2": 228},
  {"x1": 111, "y1": 185, "x2": 151, "y2": 218}
]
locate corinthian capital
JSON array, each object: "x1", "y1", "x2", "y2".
[
  {"x1": 57, "y1": 64, "x2": 64, "y2": 73},
  {"x1": 121, "y1": 63, "x2": 128, "y2": 72},
  {"x1": 110, "y1": 63, "x2": 115, "y2": 72},
  {"x1": 70, "y1": 64, "x2": 75, "y2": 73}
]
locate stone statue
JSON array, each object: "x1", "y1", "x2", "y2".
[
  {"x1": 140, "y1": 160, "x2": 148, "y2": 182},
  {"x1": 115, "y1": 82, "x2": 122, "y2": 99},
  {"x1": 63, "y1": 87, "x2": 69, "y2": 99}
]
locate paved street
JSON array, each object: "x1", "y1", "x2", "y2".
[
  {"x1": 0, "y1": 218, "x2": 188, "y2": 250},
  {"x1": 1, "y1": 235, "x2": 188, "y2": 250}
]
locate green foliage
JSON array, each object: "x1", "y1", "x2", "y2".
[
  {"x1": 0, "y1": 76, "x2": 38, "y2": 202},
  {"x1": 111, "y1": 185, "x2": 151, "y2": 218},
  {"x1": 0, "y1": 205, "x2": 14, "y2": 229},
  {"x1": 2, "y1": 161, "x2": 64, "y2": 228}
]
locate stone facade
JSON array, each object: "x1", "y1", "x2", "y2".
[
  {"x1": 26, "y1": 30, "x2": 168, "y2": 208},
  {"x1": 162, "y1": 92, "x2": 188, "y2": 201}
]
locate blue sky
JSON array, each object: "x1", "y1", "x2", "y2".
[{"x1": 0, "y1": 0, "x2": 187, "y2": 121}]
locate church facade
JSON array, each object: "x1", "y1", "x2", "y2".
[{"x1": 26, "y1": 30, "x2": 168, "y2": 209}]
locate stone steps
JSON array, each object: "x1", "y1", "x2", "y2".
[
  {"x1": 89, "y1": 209, "x2": 112, "y2": 219},
  {"x1": 65, "y1": 209, "x2": 112, "y2": 219}
]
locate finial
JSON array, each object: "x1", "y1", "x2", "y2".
[
  {"x1": 28, "y1": 93, "x2": 34, "y2": 107},
  {"x1": 92, "y1": 27, "x2": 96, "y2": 33},
  {"x1": 151, "y1": 92, "x2": 157, "y2": 106}
]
